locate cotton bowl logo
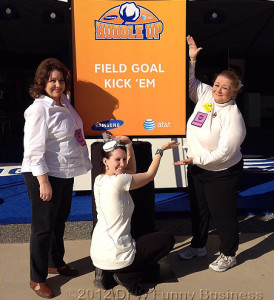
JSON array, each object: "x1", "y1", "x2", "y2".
[
  {"x1": 143, "y1": 119, "x2": 156, "y2": 131},
  {"x1": 119, "y1": 2, "x2": 140, "y2": 24},
  {"x1": 95, "y1": 2, "x2": 163, "y2": 40}
]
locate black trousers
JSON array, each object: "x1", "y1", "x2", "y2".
[
  {"x1": 111, "y1": 231, "x2": 175, "y2": 286},
  {"x1": 23, "y1": 172, "x2": 74, "y2": 282},
  {"x1": 187, "y1": 159, "x2": 243, "y2": 257}
]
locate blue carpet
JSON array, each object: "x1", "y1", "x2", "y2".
[
  {"x1": 0, "y1": 174, "x2": 94, "y2": 224},
  {"x1": 0, "y1": 159, "x2": 273, "y2": 225}
]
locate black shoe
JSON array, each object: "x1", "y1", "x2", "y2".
[
  {"x1": 48, "y1": 265, "x2": 79, "y2": 277},
  {"x1": 142, "y1": 263, "x2": 160, "y2": 284},
  {"x1": 113, "y1": 274, "x2": 149, "y2": 296},
  {"x1": 93, "y1": 268, "x2": 117, "y2": 290}
]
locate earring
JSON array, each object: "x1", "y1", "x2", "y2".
[{"x1": 106, "y1": 165, "x2": 109, "y2": 170}]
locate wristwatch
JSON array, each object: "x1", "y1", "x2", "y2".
[{"x1": 155, "y1": 149, "x2": 163, "y2": 157}]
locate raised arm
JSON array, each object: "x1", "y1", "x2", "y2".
[
  {"x1": 187, "y1": 36, "x2": 211, "y2": 103},
  {"x1": 130, "y1": 140, "x2": 179, "y2": 190},
  {"x1": 187, "y1": 35, "x2": 203, "y2": 62},
  {"x1": 124, "y1": 141, "x2": 136, "y2": 174}
]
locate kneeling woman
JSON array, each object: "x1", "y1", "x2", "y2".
[{"x1": 90, "y1": 135, "x2": 178, "y2": 295}]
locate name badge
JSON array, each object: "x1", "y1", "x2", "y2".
[
  {"x1": 191, "y1": 112, "x2": 208, "y2": 127},
  {"x1": 75, "y1": 129, "x2": 86, "y2": 146}
]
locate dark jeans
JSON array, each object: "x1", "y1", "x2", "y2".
[
  {"x1": 187, "y1": 159, "x2": 243, "y2": 256},
  {"x1": 111, "y1": 231, "x2": 175, "y2": 287},
  {"x1": 23, "y1": 172, "x2": 74, "y2": 282}
]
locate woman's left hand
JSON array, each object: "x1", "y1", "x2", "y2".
[
  {"x1": 173, "y1": 157, "x2": 193, "y2": 165},
  {"x1": 106, "y1": 131, "x2": 131, "y2": 145},
  {"x1": 160, "y1": 141, "x2": 180, "y2": 151}
]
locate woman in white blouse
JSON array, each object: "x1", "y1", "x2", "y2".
[{"x1": 22, "y1": 58, "x2": 92, "y2": 299}]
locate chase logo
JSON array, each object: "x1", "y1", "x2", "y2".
[
  {"x1": 95, "y1": 2, "x2": 163, "y2": 40},
  {"x1": 91, "y1": 120, "x2": 124, "y2": 131},
  {"x1": 143, "y1": 119, "x2": 156, "y2": 131}
]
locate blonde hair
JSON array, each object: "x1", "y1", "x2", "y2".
[{"x1": 217, "y1": 70, "x2": 241, "y2": 90}]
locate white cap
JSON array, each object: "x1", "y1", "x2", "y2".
[{"x1": 103, "y1": 140, "x2": 123, "y2": 152}]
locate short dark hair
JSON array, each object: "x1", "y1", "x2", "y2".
[{"x1": 29, "y1": 58, "x2": 71, "y2": 99}]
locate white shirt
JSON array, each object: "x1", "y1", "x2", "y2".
[
  {"x1": 90, "y1": 173, "x2": 136, "y2": 270},
  {"x1": 185, "y1": 61, "x2": 246, "y2": 171},
  {"x1": 21, "y1": 94, "x2": 92, "y2": 178}
]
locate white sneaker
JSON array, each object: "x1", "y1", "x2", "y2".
[
  {"x1": 209, "y1": 253, "x2": 236, "y2": 272},
  {"x1": 177, "y1": 246, "x2": 207, "y2": 260}
]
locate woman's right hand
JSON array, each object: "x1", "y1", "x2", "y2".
[
  {"x1": 37, "y1": 174, "x2": 52, "y2": 201},
  {"x1": 39, "y1": 182, "x2": 52, "y2": 201},
  {"x1": 187, "y1": 35, "x2": 203, "y2": 61}
]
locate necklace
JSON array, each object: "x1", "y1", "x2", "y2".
[{"x1": 212, "y1": 105, "x2": 227, "y2": 118}]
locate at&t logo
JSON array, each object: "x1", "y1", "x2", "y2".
[{"x1": 143, "y1": 119, "x2": 171, "y2": 131}]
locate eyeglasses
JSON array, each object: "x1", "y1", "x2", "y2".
[{"x1": 103, "y1": 140, "x2": 123, "y2": 152}]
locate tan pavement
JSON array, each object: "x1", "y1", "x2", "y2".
[{"x1": 1, "y1": 233, "x2": 274, "y2": 300}]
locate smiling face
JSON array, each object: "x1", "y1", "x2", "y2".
[
  {"x1": 104, "y1": 148, "x2": 128, "y2": 175},
  {"x1": 212, "y1": 75, "x2": 237, "y2": 104},
  {"x1": 45, "y1": 69, "x2": 65, "y2": 104}
]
